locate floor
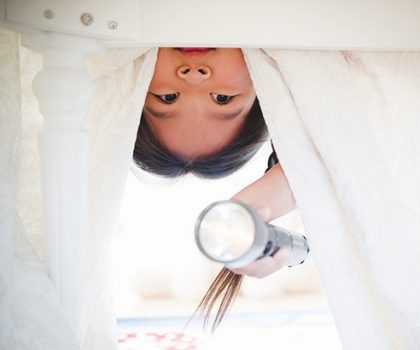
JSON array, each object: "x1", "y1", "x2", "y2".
[{"x1": 117, "y1": 293, "x2": 342, "y2": 350}]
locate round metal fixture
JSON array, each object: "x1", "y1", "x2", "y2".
[
  {"x1": 108, "y1": 20, "x2": 118, "y2": 30},
  {"x1": 43, "y1": 9, "x2": 54, "y2": 20},
  {"x1": 80, "y1": 13, "x2": 94, "y2": 26}
]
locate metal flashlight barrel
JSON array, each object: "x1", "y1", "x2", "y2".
[
  {"x1": 266, "y1": 224, "x2": 309, "y2": 266},
  {"x1": 195, "y1": 200, "x2": 310, "y2": 269}
]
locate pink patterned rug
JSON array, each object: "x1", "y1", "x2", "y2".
[
  {"x1": 117, "y1": 310, "x2": 341, "y2": 350},
  {"x1": 118, "y1": 331, "x2": 202, "y2": 350}
]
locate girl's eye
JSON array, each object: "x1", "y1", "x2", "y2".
[
  {"x1": 211, "y1": 93, "x2": 234, "y2": 105},
  {"x1": 154, "y1": 93, "x2": 179, "y2": 104}
]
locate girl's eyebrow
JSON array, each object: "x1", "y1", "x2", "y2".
[
  {"x1": 144, "y1": 106, "x2": 243, "y2": 120},
  {"x1": 144, "y1": 106, "x2": 178, "y2": 119}
]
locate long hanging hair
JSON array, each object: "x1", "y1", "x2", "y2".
[
  {"x1": 193, "y1": 143, "x2": 279, "y2": 331},
  {"x1": 193, "y1": 267, "x2": 243, "y2": 332}
]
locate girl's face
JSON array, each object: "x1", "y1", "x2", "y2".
[{"x1": 143, "y1": 48, "x2": 256, "y2": 160}]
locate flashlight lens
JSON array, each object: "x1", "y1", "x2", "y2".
[{"x1": 197, "y1": 202, "x2": 256, "y2": 262}]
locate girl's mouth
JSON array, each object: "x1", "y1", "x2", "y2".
[{"x1": 176, "y1": 48, "x2": 214, "y2": 55}]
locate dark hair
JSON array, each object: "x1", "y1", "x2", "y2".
[
  {"x1": 193, "y1": 267, "x2": 243, "y2": 332},
  {"x1": 133, "y1": 98, "x2": 268, "y2": 179}
]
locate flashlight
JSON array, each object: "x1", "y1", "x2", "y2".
[{"x1": 195, "y1": 200, "x2": 309, "y2": 268}]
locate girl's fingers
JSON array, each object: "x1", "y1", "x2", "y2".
[{"x1": 230, "y1": 247, "x2": 290, "y2": 278}]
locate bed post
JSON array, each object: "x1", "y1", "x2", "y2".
[{"x1": 21, "y1": 32, "x2": 100, "y2": 342}]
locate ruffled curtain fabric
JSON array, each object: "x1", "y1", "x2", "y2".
[
  {"x1": 0, "y1": 29, "x2": 79, "y2": 350},
  {"x1": 243, "y1": 49, "x2": 420, "y2": 350},
  {"x1": 82, "y1": 47, "x2": 157, "y2": 350},
  {"x1": 0, "y1": 27, "x2": 157, "y2": 350}
]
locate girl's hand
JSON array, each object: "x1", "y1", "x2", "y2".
[
  {"x1": 228, "y1": 205, "x2": 291, "y2": 278},
  {"x1": 229, "y1": 248, "x2": 291, "y2": 278}
]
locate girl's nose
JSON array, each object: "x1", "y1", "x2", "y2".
[{"x1": 176, "y1": 65, "x2": 212, "y2": 83}]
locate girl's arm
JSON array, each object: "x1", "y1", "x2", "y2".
[{"x1": 230, "y1": 163, "x2": 296, "y2": 278}]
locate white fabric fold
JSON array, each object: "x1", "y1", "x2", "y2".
[
  {"x1": 1, "y1": 28, "x2": 80, "y2": 350},
  {"x1": 243, "y1": 48, "x2": 420, "y2": 350},
  {"x1": 81, "y1": 47, "x2": 158, "y2": 350},
  {"x1": 0, "y1": 26, "x2": 158, "y2": 349}
]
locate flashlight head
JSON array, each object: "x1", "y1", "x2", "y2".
[{"x1": 195, "y1": 200, "x2": 268, "y2": 268}]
